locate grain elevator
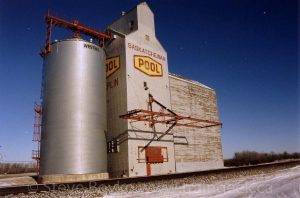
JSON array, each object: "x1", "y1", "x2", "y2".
[
  {"x1": 105, "y1": 2, "x2": 175, "y2": 177},
  {"x1": 104, "y1": 2, "x2": 223, "y2": 177},
  {"x1": 34, "y1": 2, "x2": 223, "y2": 182}
]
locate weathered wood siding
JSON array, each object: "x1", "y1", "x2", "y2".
[{"x1": 169, "y1": 74, "x2": 224, "y2": 171}]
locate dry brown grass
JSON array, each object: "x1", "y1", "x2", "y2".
[{"x1": 0, "y1": 163, "x2": 36, "y2": 174}]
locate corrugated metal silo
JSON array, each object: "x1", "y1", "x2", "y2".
[{"x1": 40, "y1": 39, "x2": 107, "y2": 175}]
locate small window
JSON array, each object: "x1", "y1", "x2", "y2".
[
  {"x1": 129, "y1": 20, "x2": 134, "y2": 31},
  {"x1": 144, "y1": 81, "x2": 149, "y2": 90},
  {"x1": 107, "y1": 139, "x2": 119, "y2": 153}
]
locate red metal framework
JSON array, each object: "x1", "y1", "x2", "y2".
[
  {"x1": 32, "y1": 103, "x2": 42, "y2": 174},
  {"x1": 120, "y1": 94, "x2": 222, "y2": 150},
  {"x1": 40, "y1": 11, "x2": 112, "y2": 57},
  {"x1": 122, "y1": 109, "x2": 221, "y2": 129}
]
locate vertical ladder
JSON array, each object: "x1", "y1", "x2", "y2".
[{"x1": 32, "y1": 103, "x2": 42, "y2": 174}]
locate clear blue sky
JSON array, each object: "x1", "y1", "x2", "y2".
[{"x1": 0, "y1": 0, "x2": 299, "y2": 161}]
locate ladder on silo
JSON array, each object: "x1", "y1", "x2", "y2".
[{"x1": 32, "y1": 103, "x2": 42, "y2": 174}]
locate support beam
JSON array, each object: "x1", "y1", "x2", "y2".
[{"x1": 120, "y1": 94, "x2": 222, "y2": 149}]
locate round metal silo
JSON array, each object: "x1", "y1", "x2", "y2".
[{"x1": 40, "y1": 39, "x2": 107, "y2": 175}]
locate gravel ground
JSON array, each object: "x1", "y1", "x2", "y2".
[
  {"x1": 2, "y1": 163, "x2": 298, "y2": 198},
  {"x1": 0, "y1": 177, "x2": 36, "y2": 187}
]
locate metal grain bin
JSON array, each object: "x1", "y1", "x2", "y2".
[{"x1": 40, "y1": 39, "x2": 107, "y2": 175}]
